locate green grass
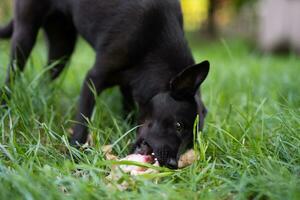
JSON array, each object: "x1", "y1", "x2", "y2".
[{"x1": 0, "y1": 35, "x2": 300, "y2": 200}]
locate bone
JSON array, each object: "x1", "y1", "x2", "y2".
[{"x1": 178, "y1": 149, "x2": 196, "y2": 168}]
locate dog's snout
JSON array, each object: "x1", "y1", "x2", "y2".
[
  {"x1": 165, "y1": 158, "x2": 178, "y2": 169},
  {"x1": 152, "y1": 145, "x2": 179, "y2": 168}
]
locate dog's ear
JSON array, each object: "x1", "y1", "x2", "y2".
[{"x1": 170, "y1": 60, "x2": 209, "y2": 98}]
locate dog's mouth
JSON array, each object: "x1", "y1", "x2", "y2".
[
  {"x1": 133, "y1": 140, "x2": 178, "y2": 169},
  {"x1": 133, "y1": 140, "x2": 157, "y2": 164}
]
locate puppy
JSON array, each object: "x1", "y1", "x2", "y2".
[{"x1": 0, "y1": 0, "x2": 210, "y2": 168}]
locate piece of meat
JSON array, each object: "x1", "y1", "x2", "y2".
[
  {"x1": 105, "y1": 146, "x2": 197, "y2": 190},
  {"x1": 119, "y1": 154, "x2": 156, "y2": 175},
  {"x1": 102, "y1": 145, "x2": 197, "y2": 176},
  {"x1": 130, "y1": 161, "x2": 160, "y2": 175}
]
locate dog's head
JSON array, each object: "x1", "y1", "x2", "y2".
[{"x1": 133, "y1": 60, "x2": 210, "y2": 168}]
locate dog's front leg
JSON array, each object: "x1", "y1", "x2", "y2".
[
  {"x1": 70, "y1": 58, "x2": 111, "y2": 146},
  {"x1": 2, "y1": 20, "x2": 40, "y2": 105}
]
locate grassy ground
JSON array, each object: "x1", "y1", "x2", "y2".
[{"x1": 0, "y1": 35, "x2": 300, "y2": 200}]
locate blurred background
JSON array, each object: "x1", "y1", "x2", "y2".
[{"x1": 1, "y1": 0, "x2": 300, "y2": 54}]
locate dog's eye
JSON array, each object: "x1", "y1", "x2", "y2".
[{"x1": 175, "y1": 122, "x2": 184, "y2": 134}]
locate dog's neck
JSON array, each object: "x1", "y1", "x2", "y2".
[
  {"x1": 127, "y1": 15, "x2": 195, "y2": 108},
  {"x1": 131, "y1": 51, "x2": 195, "y2": 108}
]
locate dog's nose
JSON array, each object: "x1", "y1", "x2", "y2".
[{"x1": 165, "y1": 158, "x2": 178, "y2": 169}]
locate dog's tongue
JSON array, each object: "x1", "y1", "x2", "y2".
[{"x1": 119, "y1": 154, "x2": 154, "y2": 173}]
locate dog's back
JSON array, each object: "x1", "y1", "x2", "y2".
[{"x1": 69, "y1": 0, "x2": 184, "y2": 51}]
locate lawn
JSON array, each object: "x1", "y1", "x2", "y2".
[{"x1": 0, "y1": 35, "x2": 300, "y2": 200}]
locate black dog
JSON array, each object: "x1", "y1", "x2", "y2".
[{"x1": 0, "y1": 0, "x2": 209, "y2": 168}]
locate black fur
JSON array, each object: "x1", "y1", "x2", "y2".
[
  {"x1": 0, "y1": 20, "x2": 13, "y2": 38},
  {"x1": 0, "y1": 0, "x2": 210, "y2": 168}
]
